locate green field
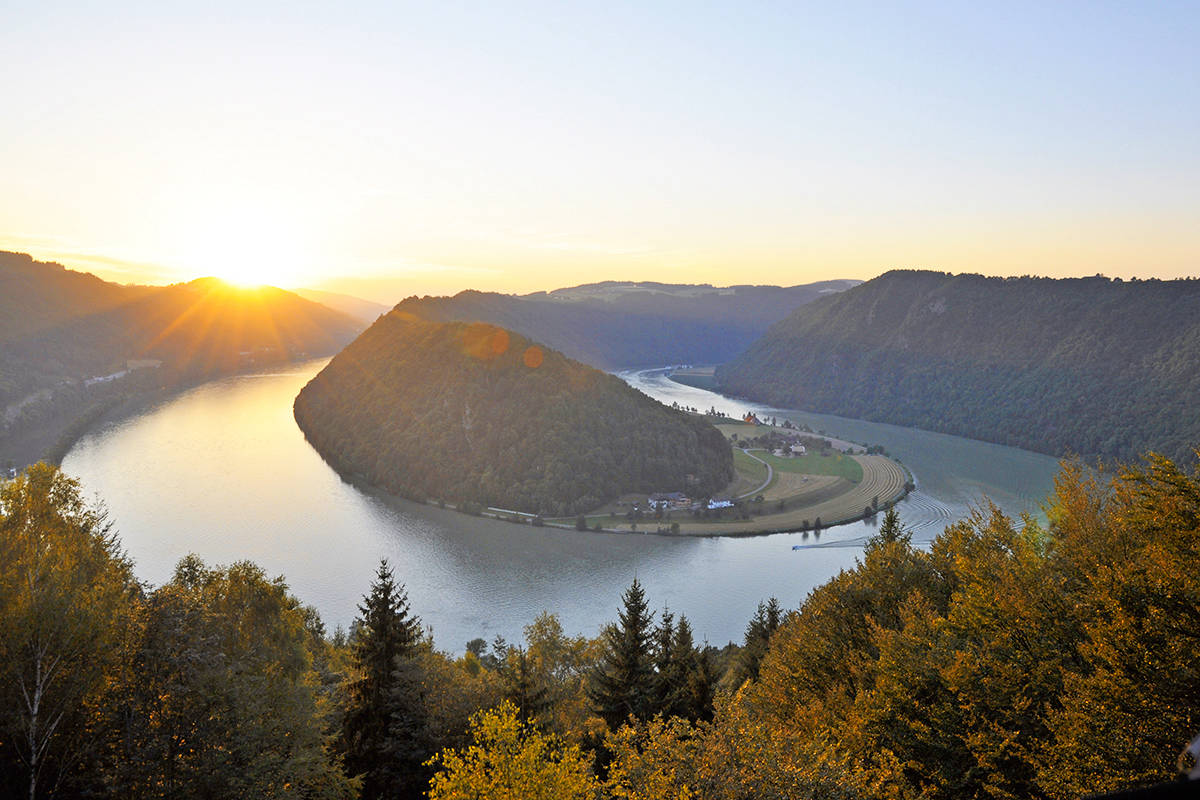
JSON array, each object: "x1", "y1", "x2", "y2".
[
  {"x1": 715, "y1": 422, "x2": 789, "y2": 442},
  {"x1": 761, "y1": 451, "x2": 862, "y2": 482},
  {"x1": 733, "y1": 448, "x2": 769, "y2": 483}
]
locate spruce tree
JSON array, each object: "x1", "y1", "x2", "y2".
[
  {"x1": 683, "y1": 634, "x2": 718, "y2": 723},
  {"x1": 655, "y1": 611, "x2": 708, "y2": 721},
  {"x1": 588, "y1": 578, "x2": 656, "y2": 729},
  {"x1": 342, "y1": 559, "x2": 424, "y2": 800},
  {"x1": 730, "y1": 597, "x2": 784, "y2": 687},
  {"x1": 495, "y1": 643, "x2": 549, "y2": 725},
  {"x1": 651, "y1": 608, "x2": 676, "y2": 713}
]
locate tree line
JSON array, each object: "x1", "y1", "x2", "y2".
[{"x1": 2, "y1": 451, "x2": 1197, "y2": 798}]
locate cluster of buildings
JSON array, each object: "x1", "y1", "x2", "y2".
[{"x1": 646, "y1": 492, "x2": 735, "y2": 512}]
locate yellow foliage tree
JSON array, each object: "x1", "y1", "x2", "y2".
[{"x1": 426, "y1": 702, "x2": 599, "y2": 800}]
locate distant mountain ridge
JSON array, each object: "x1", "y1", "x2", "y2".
[
  {"x1": 294, "y1": 312, "x2": 734, "y2": 516},
  {"x1": 716, "y1": 270, "x2": 1200, "y2": 464},
  {"x1": 0, "y1": 251, "x2": 362, "y2": 408},
  {"x1": 394, "y1": 279, "x2": 860, "y2": 370},
  {"x1": 293, "y1": 288, "x2": 389, "y2": 324}
]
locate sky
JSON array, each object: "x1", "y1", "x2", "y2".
[{"x1": 3, "y1": 1, "x2": 1198, "y2": 304}]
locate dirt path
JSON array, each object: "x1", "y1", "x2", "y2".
[{"x1": 735, "y1": 449, "x2": 773, "y2": 499}]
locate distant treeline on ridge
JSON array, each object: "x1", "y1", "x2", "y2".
[{"x1": 392, "y1": 279, "x2": 859, "y2": 370}]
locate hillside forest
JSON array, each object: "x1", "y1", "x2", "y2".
[
  {"x1": 717, "y1": 270, "x2": 1200, "y2": 466},
  {"x1": 294, "y1": 313, "x2": 733, "y2": 516},
  {"x1": 2, "y1": 451, "x2": 1197, "y2": 799},
  {"x1": 0, "y1": 252, "x2": 361, "y2": 407}
]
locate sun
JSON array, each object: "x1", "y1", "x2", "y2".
[{"x1": 170, "y1": 205, "x2": 320, "y2": 290}]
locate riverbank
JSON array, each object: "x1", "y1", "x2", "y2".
[
  {"x1": 1, "y1": 375, "x2": 168, "y2": 470},
  {"x1": 2, "y1": 358, "x2": 337, "y2": 471}
]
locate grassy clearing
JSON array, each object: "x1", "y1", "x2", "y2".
[
  {"x1": 715, "y1": 422, "x2": 773, "y2": 440},
  {"x1": 733, "y1": 449, "x2": 769, "y2": 483},
  {"x1": 762, "y1": 451, "x2": 863, "y2": 483}
]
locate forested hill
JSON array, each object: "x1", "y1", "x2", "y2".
[
  {"x1": 293, "y1": 312, "x2": 734, "y2": 515},
  {"x1": 0, "y1": 252, "x2": 362, "y2": 406},
  {"x1": 393, "y1": 279, "x2": 859, "y2": 369},
  {"x1": 716, "y1": 270, "x2": 1200, "y2": 464}
]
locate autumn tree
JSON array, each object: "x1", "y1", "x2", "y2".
[
  {"x1": 426, "y1": 702, "x2": 599, "y2": 800},
  {"x1": 523, "y1": 612, "x2": 601, "y2": 738},
  {"x1": 0, "y1": 464, "x2": 138, "y2": 800},
  {"x1": 1041, "y1": 453, "x2": 1200, "y2": 797},
  {"x1": 108, "y1": 555, "x2": 355, "y2": 799}
]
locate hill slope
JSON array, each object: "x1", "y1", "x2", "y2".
[
  {"x1": 716, "y1": 270, "x2": 1200, "y2": 464},
  {"x1": 293, "y1": 288, "x2": 389, "y2": 324},
  {"x1": 0, "y1": 253, "x2": 362, "y2": 406},
  {"x1": 294, "y1": 313, "x2": 734, "y2": 515},
  {"x1": 394, "y1": 280, "x2": 858, "y2": 369}
]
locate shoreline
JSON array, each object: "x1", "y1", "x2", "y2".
[
  {"x1": 314, "y1": 447, "x2": 912, "y2": 540},
  {"x1": 2, "y1": 357, "x2": 336, "y2": 472}
]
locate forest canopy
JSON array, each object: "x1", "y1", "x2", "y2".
[
  {"x1": 294, "y1": 313, "x2": 734, "y2": 516},
  {"x1": 3, "y1": 450, "x2": 1198, "y2": 799},
  {"x1": 717, "y1": 270, "x2": 1200, "y2": 465}
]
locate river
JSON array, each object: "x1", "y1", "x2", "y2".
[{"x1": 61, "y1": 360, "x2": 1060, "y2": 651}]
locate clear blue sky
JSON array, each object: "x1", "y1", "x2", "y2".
[{"x1": 3, "y1": 1, "x2": 1197, "y2": 301}]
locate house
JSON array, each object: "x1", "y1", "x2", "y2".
[
  {"x1": 707, "y1": 499, "x2": 734, "y2": 510},
  {"x1": 648, "y1": 491, "x2": 689, "y2": 509},
  {"x1": 790, "y1": 444, "x2": 806, "y2": 456}
]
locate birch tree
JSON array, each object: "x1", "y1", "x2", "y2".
[{"x1": 0, "y1": 464, "x2": 136, "y2": 800}]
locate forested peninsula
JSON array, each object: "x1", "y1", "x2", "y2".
[
  {"x1": 294, "y1": 312, "x2": 733, "y2": 516},
  {"x1": 717, "y1": 270, "x2": 1200, "y2": 464}
]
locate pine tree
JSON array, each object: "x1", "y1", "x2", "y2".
[
  {"x1": 651, "y1": 608, "x2": 676, "y2": 713},
  {"x1": 730, "y1": 597, "x2": 784, "y2": 688},
  {"x1": 589, "y1": 578, "x2": 656, "y2": 729},
  {"x1": 342, "y1": 560, "x2": 424, "y2": 800},
  {"x1": 496, "y1": 643, "x2": 549, "y2": 725},
  {"x1": 686, "y1": 639, "x2": 718, "y2": 723},
  {"x1": 655, "y1": 612, "x2": 712, "y2": 721}
]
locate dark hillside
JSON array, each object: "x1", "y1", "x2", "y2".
[
  {"x1": 717, "y1": 270, "x2": 1200, "y2": 464},
  {"x1": 0, "y1": 255, "x2": 361, "y2": 406},
  {"x1": 0, "y1": 251, "x2": 152, "y2": 342},
  {"x1": 294, "y1": 313, "x2": 733, "y2": 515}
]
